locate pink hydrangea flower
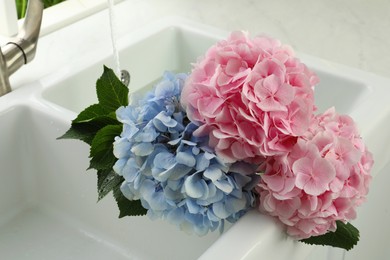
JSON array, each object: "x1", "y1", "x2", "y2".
[
  {"x1": 256, "y1": 108, "x2": 373, "y2": 239},
  {"x1": 181, "y1": 31, "x2": 319, "y2": 163}
]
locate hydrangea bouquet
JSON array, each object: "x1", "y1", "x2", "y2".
[{"x1": 60, "y1": 31, "x2": 373, "y2": 250}]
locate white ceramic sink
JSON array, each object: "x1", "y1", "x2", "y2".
[{"x1": 1, "y1": 17, "x2": 390, "y2": 260}]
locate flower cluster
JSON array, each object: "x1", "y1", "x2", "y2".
[
  {"x1": 112, "y1": 32, "x2": 373, "y2": 241},
  {"x1": 179, "y1": 31, "x2": 373, "y2": 239},
  {"x1": 257, "y1": 108, "x2": 373, "y2": 239},
  {"x1": 181, "y1": 31, "x2": 319, "y2": 163},
  {"x1": 61, "y1": 31, "x2": 373, "y2": 249},
  {"x1": 113, "y1": 71, "x2": 259, "y2": 235}
]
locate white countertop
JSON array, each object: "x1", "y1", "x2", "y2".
[
  {"x1": 129, "y1": 0, "x2": 390, "y2": 78},
  {"x1": 3, "y1": 0, "x2": 390, "y2": 89}
]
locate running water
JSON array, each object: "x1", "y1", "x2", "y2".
[
  {"x1": 107, "y1": 0, "x2": 121, "y2": 77},
  {"x1": 107, "y1": 0, "x2": 131, "y2": 87}
]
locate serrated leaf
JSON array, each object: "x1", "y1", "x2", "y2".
[
  {"x1": 58, "y1": 106, "x2": 120, "y2": 146},
  {"x1": 97, "y1": 169, "x2": 123, "y2": 201},
  {"x1": 300, "y1": 221, "x2": 359, "y2": 251},
  {"x1": 113, "y1": 184, "x2": 147, "y2": 218},
  {"x1": 74, "y1": 104, "x2": 106, "y2": 123},
  {"x1": 89, "y1": 124, "x2": 122, "y2": 170},
  {"x1": 58, "y1": 65, "x2": 145, "y2": 219},
  {"x1": 96, "y1": 66, "x2": 129, "y2": 112},
  {"x1": 58, "y1": 122, "x2": 104, "y2": 145}
]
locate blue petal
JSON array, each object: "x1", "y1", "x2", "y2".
[
  {"x1": 154, "y1": 79, "x2": 175, "y2": 98},
  {"x1": 181, "y1": 140, "x2": 197, "y2": 146},
  {"x1": 156, "y1": 163, "x2": 192, "y2": 182},
  {"x1": 140, "y1": 104, "x2": 160, "y2": 121},
  {"x1": 173, "y1": 112, "x2": 184, "y2": 124},
  {"x1": 113, "y1": 138, "x2": 131, "y2": 158},
  {"x1": 134, "y1": 123, "x2": 158, "y2": 142},
  {"x1": 140, "y1": 179, "x2": 169, "y2": 211},
  {"x1": 176, "y1": 152, "x2": 196, "y2": 167},
  {"x1": 206, "y1": 210, "x2": 220, "y2": 222},
  {"x1": 203, "y1": 165, "x2": 223, "y2": 182},
  {"x1": 226, "y1": 196, "x2": 247, "y2": 213},
  {"x1": 153, "y1": 152, "x2": 175, "y2": 170},
  {"x1": 195, "y1": 153, "x2": 210, "y2": 171},
  {"x1": 192, "y1": 146, "x2": 200, "y2": 155},
  {"x1": 152, "y1": 119, "x2": 167, "y2": 132},
  {"x1": 184, "y1": 173, "x2": 208, "y2": 198},
  {"x1": 164, "y1": 186, "x2": 182, "y2": 201},
  {"x1": 131, "y1": 142, "x2": 154, "y2": 156},
  {"x1": 168, "y1": 138, "x2": 181, "y2": 146},
  {"x1": 206, "y1": 182, "x2": 217, "y2": 200},
  {"x1": 121, "y1": 158, "x2": 141, "y2": 182},
  {"x1": 204, "y1": 152, "x2": 215, "y2": 160},
  {"x1": 206, "y1": 188, "x2": 224, "y2": 204},
  {"x1": 166, "y1": 179, "x2": 183, "y2": 191},
  {"x1": 121, "y1": 123, "x2": 139, "y2": 139},
  {"x1": 230, "y1": 172, "x2": 252, "y2": 188},
  {"x1": 214, "y1": 179, "x2": 234, "y2": 194},
  {"x1": 113, "y1": 158, "x2": 127, "y2": 175},
  {"x1": 116, "y1": 106, "x2": 137, "y2": 125},
  {"x1": 212, "y1": 202, "x2": 230, "y2": 219},
  {"x1": 155, "y1": 112, "x2": 177, "y2": 127},
  {"x1": 186, "y1": 199, "x2": 201, "y2": 214},
  {"x1": 120, "y1": 182, "x2": 138, "y2": 200}
]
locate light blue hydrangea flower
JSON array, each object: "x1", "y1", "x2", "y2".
[{"x1": 113, "y1": 71, "x2": 259, "y2": 236}]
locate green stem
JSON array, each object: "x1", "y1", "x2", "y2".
[
  {"x1": 21, "y1": 0, "x2": 27, "y2": 18},
  {"x1": 16, "y1": 0, "x2": 67, "y2": 18}
]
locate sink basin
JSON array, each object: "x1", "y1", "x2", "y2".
[
  {"x1": 41, "y1": 21, "x2": 220, "y2": 114},
  {"x1": 0, "y1": 104, "x2": 221, "y2": 259},
  {"x1": 1, "y1": 16, "x2": 390, "y2": 260}
]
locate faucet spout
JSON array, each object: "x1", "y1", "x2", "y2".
[{"x1": 0, "y1": 0, "x2": 44, "y2": 97}]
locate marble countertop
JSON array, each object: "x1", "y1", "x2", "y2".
[
  {"x1": 3, "y1": 0, "x2": 390, "y2": 88},
  {"x1": 121, "y1": 0, "x2": 390, "y2": 77},
  {"x1": 122, "y1": 0, "x2": 390, "y2": 78}
]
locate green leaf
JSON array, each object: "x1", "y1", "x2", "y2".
[
  {"x1": 58, "y1": 104, "x2": 120, "y2": 145},
  {"x1": 97, "y1": 169, "x2": 123, "y2": 201},
  {"x1": 300, "y1": 221, "x2": 359, "y2": 251},
  {"x1": 96, "y1": 66, "x2": 129, "y2": 112},
  {"x1": 73, "y1": 104, "x2": 120, "y2": 128},
  {"x1": 58, "y1": 65, "x2": 145, "y2": 219},
  {"x1": 73, "y1": 104, "x2": 113, "y2": 123},
  {"x1": 58, "y1": 122, "x2": 104, "y2": 145},
  {"x1": 89, "y1": 124, "x2": 122, "y2": 170},
  {"x1": 113, "y1": 183, "x2": 147, "y2": 218}
]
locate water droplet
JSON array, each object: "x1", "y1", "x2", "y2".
[{"x1": 121, "y1": 70, "x2": 130, "y2": 87}]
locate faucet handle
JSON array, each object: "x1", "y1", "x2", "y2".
[{"x1": 0, "y1": 0, "x2": 44, "y2": 97}]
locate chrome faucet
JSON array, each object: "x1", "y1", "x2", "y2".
[{"x1": 0, "y1": 0, "x2": 43, "y2": 97}]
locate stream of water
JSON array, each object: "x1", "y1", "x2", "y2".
[
  {"x1": 107, "y1": 0, "x2": 121, "y2": 77},
  {"x1": 107, "y1": 0, "x2": 131, "y2": 87}
]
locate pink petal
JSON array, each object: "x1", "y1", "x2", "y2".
[
  {"x1": 197, "y1": 96, "x2": 225, "y2": 118},
  {"x1": 294, "y1": 157, "x2": 335, "y2": 196}
]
